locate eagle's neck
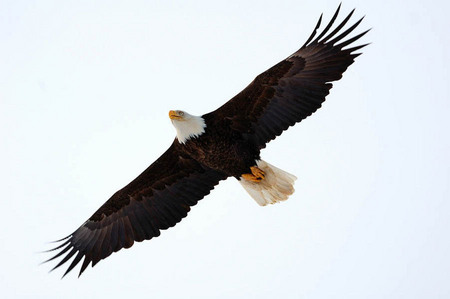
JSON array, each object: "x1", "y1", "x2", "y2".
[{"x1": 172, "y1": 115, "x2": 206, "y2": 144}]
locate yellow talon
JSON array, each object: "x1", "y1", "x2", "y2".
[
  {"x1": 250, "y1": 166, "x2": 265, "y2": 179},
  {"x1": 242, "y1": 166, "x2": 265, "y2": 182}
]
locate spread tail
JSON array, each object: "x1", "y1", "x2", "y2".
[{"x1": 239, "y1": 160, "x2": 297, "y2": 206}]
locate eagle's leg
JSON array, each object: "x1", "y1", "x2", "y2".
[{"x1": 241, "y1": 166, "x2": 265, "y2": 182}]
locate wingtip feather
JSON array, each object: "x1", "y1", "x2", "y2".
[
  {"x1": 313, "y1": 4, "x2": 342, "y2": 44},
  {"x1": 301, "y1": 12, "x2": 323, "y2": 49}
]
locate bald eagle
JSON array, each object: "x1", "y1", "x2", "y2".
[{"x1": 45, "y1": 5, "x2": 369, "y2": 277}]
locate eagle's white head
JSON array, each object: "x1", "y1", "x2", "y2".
[{"x1": 169, "y1": 110, "x2": 206, "y2": 144}]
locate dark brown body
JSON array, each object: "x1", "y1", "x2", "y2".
[{"x1": 181, "y1": 114, "x2": 260, "y2": 179}]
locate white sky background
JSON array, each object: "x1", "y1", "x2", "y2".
[{"x1": 1, "y1": 0, "x2": 449, "y2": 298}]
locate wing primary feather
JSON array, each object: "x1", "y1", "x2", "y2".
[
  {"x1": 335, "y1": 29, "x2": 371, "y2": 49},
  {"x1": 301, "y1": 13, "x2": 322, "y2": 48},
  {"x1": 42, "y1": 239, "x2": 71, "y2": 253},
  {"x1": 78, "y1": 254, "x2": 92, "y2": 277},
  {"x1": 349, "y1": 53, "x2": 362, "y2": 59},
  {"x1": 50, "y1": 248, "x2": 78, "y2": 273},
  {"x1": 90, "y1": 228, "x2": 106, "y2": 267},
  {"x1": 313, "y1": 3, "x2": 341, "y2": 43},
  {"x1": 83, "y1": 227, "x2": 102, "y2": 254},
  {"x1": 320, "y1": 8, "x2": 355, "y2": 44},
  {"x1": 70, "y1": 227, "x2": 92, "y2": 250},
  {"x1": 72, "y1": 226, "x2": 102, "y2": 272},
  {"x1": 100, "y1": 224, "x2": 113, "y2": 259},
  {"x1": 328, "y1": 16, "x2": 364, "y2": 45},
  {"x1": 62, "y1": 251, "x2": 84, "y2": 278},
  {"x1": 44, "y1": 242, "x2": 72, "y2": 264},
  {"x1": 48, "y1": 235, "x2": 71, "y2": 244},
  {"x1": 59, "y1": 232, "x2": 92, "y2": 276}
]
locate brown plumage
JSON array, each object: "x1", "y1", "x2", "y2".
[{"x1": 45, "y1": 5, "x2": 369, "y2": 277}]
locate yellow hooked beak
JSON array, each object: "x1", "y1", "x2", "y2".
[{"x1": 169, "y1": 110, "x2": 183, "y2": 120}]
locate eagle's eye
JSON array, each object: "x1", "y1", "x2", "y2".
[{"x1": 179, "y1": 111, "x2": 184, "y2": 116}]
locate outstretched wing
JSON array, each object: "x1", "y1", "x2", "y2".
[
  {"x1": 207, "y1": 5, "x2": 369, "y2": 149},
  {"x1": 44, "y1": 141, "x2": 227, "y2": 277}
]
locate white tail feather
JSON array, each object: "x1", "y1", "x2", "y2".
[{"x1": 239, "y1": 160, "x2": 297, "y2": 206}]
